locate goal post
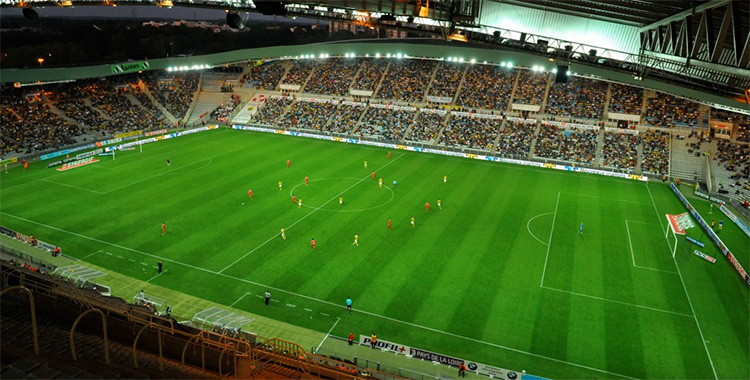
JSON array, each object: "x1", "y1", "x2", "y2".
[{"x1": 665, "y1": 213, "x2": 695, "y2": 257}]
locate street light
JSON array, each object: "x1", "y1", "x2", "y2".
[
  {"x1": 169, "y1": 42, "x2": 174, "y2": 58},
  {"x1": 37, "y1": 58, "x2": 44, "y2": 66}
]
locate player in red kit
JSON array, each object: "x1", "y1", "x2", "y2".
[
  {"x1": 387, "y1": 218, "x2": 393, "y2": 230},
  {"x1": 425, "y1": 202, "x2": 430, "y2": 213},
  {"x1": 305, "y1": 176, "x2": 309, "y2": 186},
  {"x1": 371, "y1": 171, "x2": 376, "y2": 180},
  {"x1": 287, "y1": 159, "x2": 291, "y2": 168},
  {"x1": 292, "y1": 195, "x2": 296, "y2": 204},
  {"x1": 247, "y1": 189, "x2": 253, "y2": 199},
  {"x1": 311, "y1": 238, "x2": 316, "y2": 251},
  {"x1": 388, "y1": 151, "x2": 391, "y2": 159},
  {"x1": 22, "y1": 159, "x2": 28, "y2": 170},
  {"x1": 161, "y1": 223, "x2": 166, "y2": 236}
]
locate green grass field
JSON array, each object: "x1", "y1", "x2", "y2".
[{"x1": 1, "y1": 128, "x2": 748, "y2": 380}]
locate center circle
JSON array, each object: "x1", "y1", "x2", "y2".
[{"x1": 289, "y1": 177, "x2": 394, "y2": 212}]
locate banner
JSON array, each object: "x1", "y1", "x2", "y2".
[
  {"x1": 719, "y1": 204, "x2": 750, "y2": 238},
  {"x1": 57, "y1": 157, "x2": 99, "y2": 171},
  {"x1": 666, "y1": 213, "x2": 694, "y2": 235},
  {"x1": 349, "y1": 89, "x2": 374, "y2": 97},
  {"x1": 542, "y1": 120, "x2": 600, "y2": 130},
  {"x1": 357, "y1": 335, "x2": 521, "y2": 380},
  {"x1": 115, "y1": 130, "x2": 143, "y2": 139},
  {"x1": 694, "y1": 190, "x2": 724, "y2": 204},
  {"x1": 451, "y1": 111, "x2": 501, "y2": 120},
  {"x1": 426, "y1": 95, "x2": 453, "y2": 104},
  {"x1": 278, "y1": 84, "x2": 302, "y2": 91},
  {"x1": 505, "y1": 117, "x2": 537, "y2": 124},
  {"x1": 144, "y1": 129, "x2": 169, "y2": 137},
  {"x1": 604, "y1": 127, "x2": 639, "y2": 135},
  {"x1": 0, "y1": 157, "x2": 18, "y2": 166},
  {"x1": 110, "y1": 60, "x2": 150, "y2": 74},
  {"x1": 607, "y1": 112, "x2": 641, "y2": 121},
  {"x1": 511, "y1": 104, "x2": 541, "y2": 112},
  {"x1": 693, "y1": 250, "x2": 716, "y2": 263},
  {"x1": 370, "y1": 103, "x2": 416, "y2": 112},
  {"x1": 358, "y1": 335, "x2": 410, "y2": 354},
  {"x1": 420, "y1": 108, "x2": 447, "y2": 116}
]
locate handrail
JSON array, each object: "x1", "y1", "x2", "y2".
[
  {"x1": 69, "y1": 308, "x2": 110, "y2": 365},
  {"x1": 0, "y1": 286, "x2": 40, "y2": 355}
]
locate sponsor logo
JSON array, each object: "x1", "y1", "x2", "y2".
[{"x1": 507, "y1": 371, "x2": 518, "y2": 379}]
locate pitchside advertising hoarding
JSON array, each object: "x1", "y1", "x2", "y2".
[
  {"x1": 232, "y1": 125, "x2": 647, "y2": 182},
  {"x1": 358, "y1": 335, "x2": 528, "y2": 380}
]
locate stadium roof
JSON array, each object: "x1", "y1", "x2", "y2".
[
  {"x1": 495, "y1": 0, "x2": 709, "y2": 27},
  {"x1": 2, "y1": 0, "x2": 749, "y2": 99}
]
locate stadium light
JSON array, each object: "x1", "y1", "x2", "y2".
[
  {"x1": 470, "y1": 58, "x2": 476, "y2": 64},
  {"x1": 386, "y1": 53, "x2": 391, "y2": 58},
  {"x1": 500, "y1": 62, "x2": 506, "y2": 67},
  {"x1": 396, "y1": 53, "x2": 403, "y2": 59},
  {"x1": 458, "y1": 57, "x2": 464, "y2": 63},
  {"x1": 375, "y1": 53, "x2": 380, "y2": 58},
  {"x1": 507, "y1": 62, "x2": 513, "y2": 68}
]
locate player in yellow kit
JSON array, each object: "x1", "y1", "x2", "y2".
[
  {"x1": 280, "y1": 228, "x2": 286, "y2": 240},
  {"x1": 378, "y1": 178, "x2": 383, "y2": 188},
  {"x1": 410, "y1": 216, "x2": 415, "y2": 227},
  {"x1": 339, "y1": 196, "x2": 343, "y2": 205},
  {"x1": 278, "y1": 181, "x2": 283, "y2": 190},
  {"x1": 353, "y1": 234, "x2": 359, "y2": 246},
  {"x1": 437, "y1": 199, "x2": 442, "y2": 210}
]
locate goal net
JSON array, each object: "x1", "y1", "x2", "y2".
[{"x1": 665, "y1": 212, "x2": 696, "y2": 257}]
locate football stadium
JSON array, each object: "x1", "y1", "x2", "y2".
[{"x1": 1, "y1": 1, "x2": 749, "y2": 380}]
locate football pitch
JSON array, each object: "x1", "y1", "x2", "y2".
[{"x1": 1, "y1": 128, "x2": 748, "y2": 379}]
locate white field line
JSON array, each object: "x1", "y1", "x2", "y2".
[
  {"x1": 526, "y1": 213, "x2": 553, "y2": 246},
  {"x1": 40, "y1": 178, "x2": 106, "y2": 194},
  {"x1": 541, "y1": 285, "x2": 693, "y2": 317},
  {"x1": 1, "y1": 210, "x2": 636, "y2": 380},
  {"x1": 230, "y1": 292, "x2": 252, "y2": 307},
  {"x1": 646, "y1": 182, "x2": 718, "y2": 380},
  {"x1": 218, "y1": 154, "x2": 405, "y2": 274},
  {"x1": 316, "y1": 317, "x2": 341, "y2": 353},
  {"x1": 625, "y1": 219, "x2": 678, "y2": 274},
  {"x1": 540, "y1": 192, "x2": 560, "y2": 287}
]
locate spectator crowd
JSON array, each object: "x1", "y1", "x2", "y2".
[
  {"x1": 457, "y1": 65, "x2": 516, "y2": 111},
  {"x1": 600, "y1": 131, "x2": 640, "y2": 171}
]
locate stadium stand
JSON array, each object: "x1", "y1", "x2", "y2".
[
  {"x1": 457, "y1": 64, "x2": 516, "y2": 111},
  {"x1": 376, "y1": 59, "x2": 437, "y2": 102},
  {"x1": 304, "y1": 58, "x2": 358, "y2": 96},
  {"x1": 1, "y1": 103, "x2": 80, "y2": 157},
  {"x1": 645, "y1": 92, "x2": 700, "y2": 128},
  {"x1": 145, "y1": 74, "x2": 200, "y2": 121},
  {"x1": 406, "y1": 111, "x2": 446, "y2": 143},
  {"x1": 533, "y1": 124, "x2": 598, "y2": 164},
  {"x1": 428, "y1": 61, "x2": 465, "y2": 101},
  {"x1": 357, "y1": 106, "x2": 415, "y2": 141},
  {"x1": 351, "y1": 58, "x2": 389, "y2": 92},
  {"x1": 241, "y1": 61, "x2": 287, "y2": 91},
  {"x1": 324, "y1": 103, "x2": 366, "y2": 134},
  {"x1": 600, "y1": 130, "x2": 640, "y2": 171},
  {"x1": 281, "y1": 60, "x2": 316, "y2": 87},
  {"x1": 608, "y1": 83, "x2": 644, "y2": 115},
  {"x1": 496, "y1": 120, "x2": 537, "y2": 159},
  {"x1": 513, "y1": 69, "x2": 550, "y2": 105},
  {"x1": 439, "y1": 114, "x2": 502, "y2": 151},
  {"x1": 545, "y1": 77, "x2": 608, "y2": 119},
  {"x1": 641, "y1": 129, "x2": 670, "y2": 176},
  {"x1": 278, "y1": 100, "x2": 338, "y2": 131},
  {"x1": 253, "y1": 97, "x2": 293, "y2": 125}
]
